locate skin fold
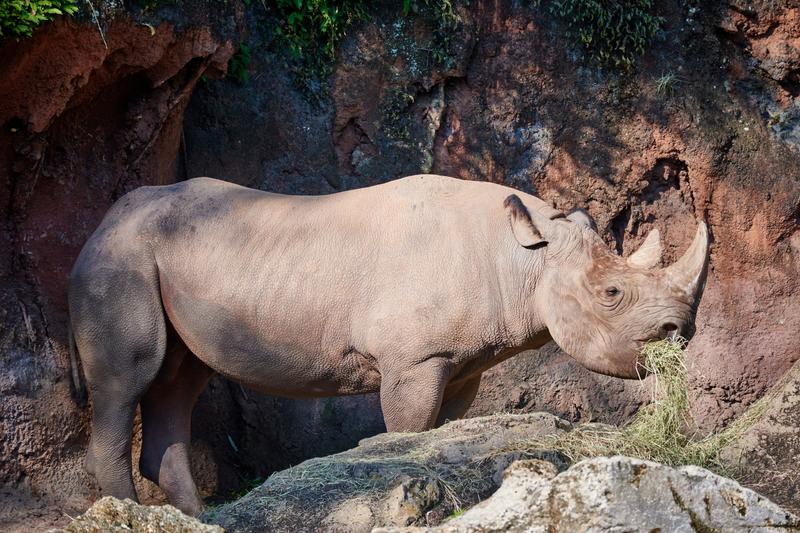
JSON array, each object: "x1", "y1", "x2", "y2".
[{"x1": 68, "y1": 174, "x2": 709, "y2": 515}]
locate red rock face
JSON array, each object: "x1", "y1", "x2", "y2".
[
  {"x1": 719, "y1": 3, "x2": 800, "y2": 89},
  {"x1": 1, "y1": 0, "x2": 799, "y2": 525}
]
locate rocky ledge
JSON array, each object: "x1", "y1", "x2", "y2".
[
  {"x1": 203, "y1": 413, "x2": 571, "y2": 532},
  {"x1": 53, "y1": 408, "x2": 800, "y2": 533}
]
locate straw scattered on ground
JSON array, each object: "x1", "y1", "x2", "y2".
[{"x1": 523, "y1": 336, "x2": 780, "y2": 474}]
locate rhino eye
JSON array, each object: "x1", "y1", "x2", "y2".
[{"x1": 605, "y1": 287, "x2": 620, "y2": 297}]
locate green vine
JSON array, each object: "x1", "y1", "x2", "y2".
[
  {"x1": 271, "y1": 0, "x2": 463, "y2": 99},
  {"x1": 228, "y1": 42, "x2": 253, "y2": 84},
  {"x1": 403, "y1": 0, "x2": 461, "y2": 67},
  {"x1": 533, "y1": 0, "x2": 663, "y2": 69},
  {"x1": 272, "y1": 0, "x2": 368, "y2": 97}
]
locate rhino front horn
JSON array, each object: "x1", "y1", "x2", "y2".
[{"x1": 663, "y1": 221, "x2": 710, "y2": 297}]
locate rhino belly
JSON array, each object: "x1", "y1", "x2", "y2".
[{"x1": 158, "y1": 275, "x2": 381, "y2": 397}]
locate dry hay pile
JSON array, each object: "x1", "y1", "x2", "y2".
[{"x1": 524, "y1": 337, "x2": 779, "y2": 474}]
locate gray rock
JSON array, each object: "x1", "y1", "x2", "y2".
[
  {"x1": 46, "y1": 496, "x2": 222, "y2": 533},
  {"x1": 202, "y1": 413, "x2": 571, "y2": 532},
  {"x1": 377, "y1": 456, "x2": 800, "y2": 533}
]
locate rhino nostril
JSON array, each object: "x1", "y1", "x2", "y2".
[{"x1": 661, "y1": 322, "x2": 679, "y2": 340}]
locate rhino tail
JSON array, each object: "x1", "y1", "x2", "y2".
[{"x1": 68, "y1": 323, "x2": 87, "y2": 405}]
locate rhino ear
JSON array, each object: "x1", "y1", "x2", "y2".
[
  {"x1": 504, "y1": 194, "x2": 547, "y2": 248},
  {"x1": 566, "y1": 208, "x2": 598, "y2": 232}
]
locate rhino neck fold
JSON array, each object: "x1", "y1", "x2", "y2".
[{"x1": 495, "y1": 241, "x2": 549, "y2": 350}]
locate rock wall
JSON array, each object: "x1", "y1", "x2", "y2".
[
  {"x1": 0, "y1": 0, "x2": 798, "y2": 527},
  {"x1": 721, "y1": 356, "x2": 800, "y2": 513}
]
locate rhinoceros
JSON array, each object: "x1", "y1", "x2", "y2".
[{"x1": 68, "y1": 174, "x2": 708, "y2": 514}]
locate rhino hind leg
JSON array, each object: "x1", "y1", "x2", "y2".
[
  {"x1": 139, "y1": 344, "x2": 213, "y2": 516},
  {"x1": 71, "y1": 264, "x2": 169, "y2": 504},
  {"x1": 85, "y1": 390, "x2": 141, "y2": 500}
]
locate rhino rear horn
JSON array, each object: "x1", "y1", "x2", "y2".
[
  {"x1": 566, "y1": 208, "x2": 598, "y2": 232},
  {"x1": 627, "y1": 229, "x2": 662, "y2": 269},
  {"x1": 504, "y1": 194, "x2": 547, "y2": 248}
]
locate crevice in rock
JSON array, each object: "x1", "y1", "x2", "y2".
[
  {"x1": 610, "y1": 205, "x2": 632, "y2": 255},
  {"x1": 334, "y1": 117, "x2": 372, "y2": 177},
  {"x1": 641, "y1": 157, "x2": 685, "y2": 203},
  {"x1": 669, "y1": 481, "x2": 716, "y2": 533},
  {"x1": 430, "y1": 76, "x2": 466, "y2": 169},
  {"x1": 609, "y1": 156, "x2": 688, "y2": 255},
  {"x1": 776, "y1": 72, "x2": 800, "y2": 98}
]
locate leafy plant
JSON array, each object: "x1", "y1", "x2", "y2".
[
  {"x1": 277, "y1": 0, "x2": 367, "y2": 60},
  {"x1": 403, "y1": 0, "x2": 462, "y2": 68},
  {"x1": 402, "y1": 0, "x2": 458, "y2": 30},
  {"x1": 272, "y1": 0, "x2": 367, "y2": 96},
  {"x1": 0, "y1": 0, "x2": 78, "y2": 39},
  {"x1": 271, "y1": 0, "x2": 463, "y2": 99},
  {"x1": 445, "y1": 507, "x2": 466, "y2": 520},
  {"x1": 654, "y1": 71, "x2": 681, "y2": 97},
  {"x1": 228, "y1": 42, "x2": 252, "y2": 85},
  {"x1": 533, "y1": 0, "x2": 663, "y2": 69}
]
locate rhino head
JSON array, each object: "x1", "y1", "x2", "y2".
[{"x1": 505, "y1": 195, "x2": 709, "y2": 379}]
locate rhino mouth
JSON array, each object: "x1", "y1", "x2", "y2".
[
  {"x1": 635, "y1": 327, "x2": 681, "y2": 345},
  {"x1": 631, "y1": 329, "x2": 686, "y2": 379}
]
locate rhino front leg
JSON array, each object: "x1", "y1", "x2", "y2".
[
  {"x1": 435, "y1": 374, "x2": 482, "y2": 427},
  {"x1": 380, "y1": 357, "x2": 451, "y2": 432}
]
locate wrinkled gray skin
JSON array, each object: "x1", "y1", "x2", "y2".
[{"x1": 68, "y1": 175, "x2": 709, "y2": 515}]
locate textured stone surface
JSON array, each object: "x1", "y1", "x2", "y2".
[
  {"x1": 203, "y1": 413, "x2": 571, "y2": 532},
  {"x1": 46, "y1": 496, "x2": 222, "y2": 533},
  {"x1": 377, "y1": 457, "x2": 800, "y2": 533},
  {"x1": 716, "y1": 1, "x2": 800, "y2": 167}
]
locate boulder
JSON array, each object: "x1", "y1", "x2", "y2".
[
  {"x1": 378, "y1": 456, "x2": 800, "y2": 533},
  {"x1": 202, "y1": 413, "x2": 571, "y2": 532},
  {"x1": 46, "y1": 496, "x2": 222, "y2": 533}
]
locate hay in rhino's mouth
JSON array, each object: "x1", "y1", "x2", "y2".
[{"x1": 522, "y1": 336, "x2": 779, "y2": 474}]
